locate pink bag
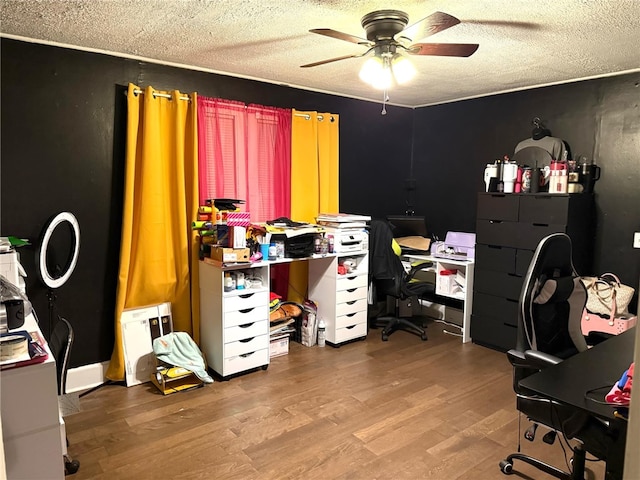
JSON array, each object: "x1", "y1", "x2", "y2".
[{"x1": 581, "y1": 298, "x2": 637, "y2": 336}]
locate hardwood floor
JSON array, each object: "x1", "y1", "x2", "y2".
[{"x1": 65, "y1": 320, "x2": 605, "y2": 479}]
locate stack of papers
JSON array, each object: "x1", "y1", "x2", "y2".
[{"x1": 317, "y1": 213, "x2": 371, "y2": 229}]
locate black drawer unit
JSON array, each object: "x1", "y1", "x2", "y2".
[{"x1": 471, "y1": 192, "x2": 594, "y2": 352}]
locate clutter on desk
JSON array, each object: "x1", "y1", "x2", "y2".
[
  {"x1": 605, "y1": 362, "x2": 634, "y2": 407},
  {"x1": 431, "y1": 232, "x2": 476, "y2": 261},
  {"x1": 0, "y1": 329, "x2": 48, "y2": 369},
  {"x1": 317, "y1": 212, "x2": 370, "y2": 229},
  {"x1": 395, "y1": 236, "x2": 430, "y2": 252},
  {"x1": 0, "y1": 273, "x2": 31, "y2": 333},
  {"x1": 195, "y1": 198, "x2": 253, "y2": 262}
]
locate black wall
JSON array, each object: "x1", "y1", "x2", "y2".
[
  {"x1": 411, "y1": 75, "x2": 640, "y2": 290},
  {"x1": 2, "y1": 38, "x2": 638, "y2": 369}
]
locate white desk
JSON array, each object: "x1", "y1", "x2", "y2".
[
  {"x1": 199, "y1": 249, "x2": 369, "y2": 378},
  {"x1": 1, "y1": 314, "x2": 64, "y2": 479},
  {"x1": 403, "y1": 254, "x2": 475, "y2": 343}
]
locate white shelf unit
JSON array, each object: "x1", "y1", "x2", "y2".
[
  {"x1": 308, "y1": 252, "x2": 369, "y2": 346},
  {"x1": 404, "y1": 254, "x2": 475, "y2": 343},
  {"x1": 199, "y1": 262, "x2": 270, "y2": 378}
]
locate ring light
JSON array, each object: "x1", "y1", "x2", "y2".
[{"x1": 36, "y1": 212, "x2": 80, "y2": 289}]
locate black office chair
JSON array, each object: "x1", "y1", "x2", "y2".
[
  {"x1": 368, "y1": 219, "x2": 435, "y2": 341},
  {"x1": 49, "y1": 316, "x2": 80, "y2": 475},
  {"x1": 499, "y1": 233, "x2": 611, "y2": 479}
]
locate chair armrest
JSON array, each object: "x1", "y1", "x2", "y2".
[
  {"x1": 406, "y1": 261, "x2": 434, "y2": 281},
  {"x1": 506, "y1": 349, "x2": 527, "y2": 367},
  {"x1": 524, "y1": 349, "x2": 563, "y2": 368}
]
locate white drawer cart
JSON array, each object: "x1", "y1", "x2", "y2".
[
  {"x1": 308, "y1": 252, "x2": 369, "y2": 347},
  {"x1": 199, "y1": 249, "x2": 370, "y2": 378},
  {"x1": 199, "y1": 262, "x2": 270, "y2": 379}
]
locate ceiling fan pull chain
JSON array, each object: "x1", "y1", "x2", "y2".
[{"x1": 381, "y1": 89, "x2": 388, "y2": 115}]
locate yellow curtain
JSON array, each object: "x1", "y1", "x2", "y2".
[
  {"x1": 288, "y1": 110, "x2": 339, "y2": 303},
  {"x1": 106, "y1": 84, "x2": 200, "y2": 382}
]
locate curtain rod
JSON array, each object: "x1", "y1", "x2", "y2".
[
  {"x1": 127, "y1": 91, "x2": 332, "y2": 119},
  {"x1": 294, "y1": 113, "x2": 335, "y2": 122},
  {"x1": 130, "y1": 88, "x2": 191, "y2": 101}
]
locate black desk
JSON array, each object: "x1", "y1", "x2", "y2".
[{"x1": 520, "y1": 328, "x2": 635, "y2": 479}]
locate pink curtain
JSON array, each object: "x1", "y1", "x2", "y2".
[{"x1": 197, "y1": 97, "x2": 291, "y2": 222}]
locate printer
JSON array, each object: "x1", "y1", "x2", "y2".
[{"x1": 323, "y1": 227, "x2": 369, "y2": 254}]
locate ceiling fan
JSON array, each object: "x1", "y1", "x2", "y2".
[{"x1": 301, "y1": 10, "x2": 478, "y2": 90}]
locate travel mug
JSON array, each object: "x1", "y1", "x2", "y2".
[{"x1": 530, "y1": 168, "x2": 541, "y2": 193}]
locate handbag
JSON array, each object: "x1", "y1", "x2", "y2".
[
  {"x1": 581, "y1": 273, "x2": 635, "y2": 316},
  {"x1": 581, "y1": 291, "x2": 637, "y2": 336}
]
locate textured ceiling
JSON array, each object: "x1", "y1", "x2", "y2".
[{"x1": 2, "y1": 0, "x2": 640, "y2": 107}]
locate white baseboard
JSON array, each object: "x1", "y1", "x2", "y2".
[{"x1": 66, "y1": 361, "x2": 111, "y2": 394}]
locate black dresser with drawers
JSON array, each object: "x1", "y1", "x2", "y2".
[{"x1": 471, "y1": 192, "x2": 594, "y2": 351}]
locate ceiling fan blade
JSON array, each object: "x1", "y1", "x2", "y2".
[
  {"x1": 396, "y1": 11, "x2": 460, "y2": 43},
  {"x1": 300, "y1": 54, "x2": 364, "y2": 68},
  {"x1": 309, "y1": 28, "x2": 369, "y2": 45},
  {"x1": 408, "y1": 43, "x2": 479, "y2": 57}
]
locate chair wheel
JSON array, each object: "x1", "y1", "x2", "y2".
[
  {"x1": 524, "y1": 423, "x2": 537, "y2": 441},
  {"x1": 543, "y1": 430, "x2": 556, "y2": 445},
  {"x1": 64, "y1": 455, "x2": 80, "y2": 475},
  {"x1": 420, "y1": 333, "x2": 427, "y2": 341},
  {"x1": 381, "y1": 333, "x2": 389, "y2": 341},
  {"x1": 499, "y1": 459, "x2": 513, "y2": 474}
]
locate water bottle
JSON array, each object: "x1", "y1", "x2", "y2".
[{"x1": 317, "y1": 319, "x2": 326, "y2": 347}]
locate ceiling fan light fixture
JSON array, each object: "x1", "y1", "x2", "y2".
[
  {"x1": 359, "y1": 54, "x2": 415, "y2": 90},
  {"x1": 391, "y1": 55, "x2": 416, "y2": 85},
  {"x1": 360, "y1": 55, "x2": 392, "y2": 90}
]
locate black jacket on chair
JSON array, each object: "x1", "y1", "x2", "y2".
[{"x1": 368, "y1": 219, "x2": 434, "y2": 341}]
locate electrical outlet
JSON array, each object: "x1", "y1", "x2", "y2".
[{"x1": 634, "y1": 232, "x2": 640, "y2": 249}]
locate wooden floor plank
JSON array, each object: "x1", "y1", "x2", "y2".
[{"x1": 64, "y1": 319, "x2": 606, "y2": 479}]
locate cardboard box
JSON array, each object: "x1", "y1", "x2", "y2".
[
  {"x1": 210, "y1": 247, "x2": 250, "y2": 263},
  {"x1": 270, "y1": 334, "x2": 289, "y2": 357}
]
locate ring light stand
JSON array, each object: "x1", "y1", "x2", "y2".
[{"x1": 35, "y1": 212, "x2": 80, "y2": 336}]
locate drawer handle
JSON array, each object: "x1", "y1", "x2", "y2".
[
  {"x1": 489, "y1": 194, "x2": 506, "y2": 198},
  {"x1": 346, "y1": 300, "x2": 357, "y2": 305},
  {"x1": 239, "y1": 322, "x2": 255, "y2": 328},
  {"x1": 345, "y1": 325, "x2": 356, "y2": 330},
  {"x1": 239, "y1": 307, "x2": 255, "y2": 314},
  {"x1": 489, "y1": 220, "x2": 503, "y2": 224},
  {"x1": 532, "y1": 223, "x2": 550, "y2": 227},
  {"x1": 346, "y1": 313, "x2": 356, "y2": 318},
  {"x1": 239, "y1": 352, "x2": 255, "y2": 358},
  {"x1": 346, "y1": 276, "x2": 357, "y2": 281},
  {"x1": 239, "y1": 293, "x2": 255, "y2": 299},
  {"x1": 487, "y1": 245, "x2": 503, "y2": 250},
  {"x1": 503, "y1": 323, "x2": 517, "y2": 329},
  {"x1": 505, "y1": 298, "x2": 518, "y2": 304},
  {"x1": 506, "y1": 273, "x2": 522, "y2": 278},
  {"x1": 346, "y1": 288, "x2": 357, "y2": 293},
  {"x1": 239, "y1": 337, "x2": 255, "y2": 343}
]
